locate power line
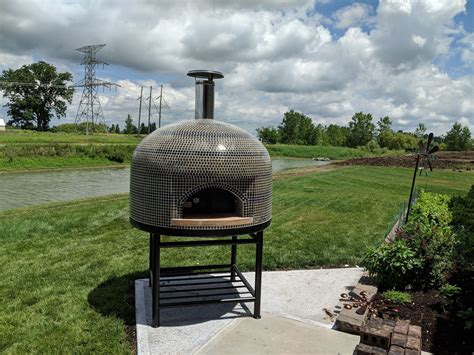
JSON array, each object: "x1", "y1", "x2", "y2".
[{"x1": 74, "y1": 44, "x2": 120, "y2": 134}]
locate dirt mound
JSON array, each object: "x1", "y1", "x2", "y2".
[{"x1": 336, "y1": 151, "x2": 474, "y2": 170}]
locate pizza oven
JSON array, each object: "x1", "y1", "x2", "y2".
[
  {"x1": 130, "y1": 70, "x2": 272, "y2": 236},
  {"x1": 130, "y1": 70, "x2": 271, "y2": 328}
]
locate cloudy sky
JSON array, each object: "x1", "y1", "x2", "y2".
[{"x1": 0, "y1": 0, "x2": 473, "y2": 135}]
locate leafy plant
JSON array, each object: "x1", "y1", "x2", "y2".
[
  {"x1": 362, "y1": 240, "x2": 422, "y2": 290},
  {"x1": 457, "y1": 308, "x2": 474, "y2": 330},
  {"x1": 382, "y1": 290, "x2": 412, "y2": 304},
  {"x1": 440, "y1": 284, "x2": 462, "y2": 297}
]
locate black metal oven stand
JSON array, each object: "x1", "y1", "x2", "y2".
[{"x1": 148, "y1": 232, "x2": 263, "y2": 328}]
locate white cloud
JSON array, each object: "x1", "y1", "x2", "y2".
[{"x1": 332, "y1": 3, "x2": 373, "y2": 29}]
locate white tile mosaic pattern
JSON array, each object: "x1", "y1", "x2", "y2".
[{"x1": 130, "y1": 119, "x2": 272, "y2": 232}]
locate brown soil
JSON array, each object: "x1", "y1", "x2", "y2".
[
  {"x1": 335, "y1": 151, "x2": 474, "y2": 170},
  {"x1": 373, "y1": 290, "x2": 473, "y2": 354}
]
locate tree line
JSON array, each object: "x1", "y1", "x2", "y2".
[{"x1": 257, "y1": 110, "x2": 472, "y2": 151}]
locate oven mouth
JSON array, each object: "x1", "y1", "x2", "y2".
[{"x1": 171, "y1": 187, "x2": 252, "y2": 227}]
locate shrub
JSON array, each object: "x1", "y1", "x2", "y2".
[
  {"x1": 363, "y1": 190, "x2": 460, "y2": 290},
  {"x1": 362, "y1": 240, "x2": 422, "y2": 290},
  {"x1": 382, "y1": 290, "x2": 412, "y2": 304}
]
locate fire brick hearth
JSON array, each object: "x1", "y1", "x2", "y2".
[{"x1": 130, "y1": 70, "x2": 272, "y2": 327}]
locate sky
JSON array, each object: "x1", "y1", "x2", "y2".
[{"x1": 0, "y1": 0, "x2": 473, "y2": 135}]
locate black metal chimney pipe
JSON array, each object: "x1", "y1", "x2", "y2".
[{"x1": 187, "y1": 70, "x2": 224, "y2": 119}]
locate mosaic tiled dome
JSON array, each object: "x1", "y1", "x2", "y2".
[{"x1": 130, "y1": 118, "x2": 272, "y2": 236}]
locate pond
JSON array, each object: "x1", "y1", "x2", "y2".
[{"x1": 0, "y1": 159, "x2": 330, "y2": 211}]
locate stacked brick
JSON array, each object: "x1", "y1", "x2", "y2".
[{"x1": 354, "y1": 319, "x2": 422, "y2": 355}]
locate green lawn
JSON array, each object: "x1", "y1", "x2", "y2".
[{"x1": 0, "y1": 166, "x2": 471, "y2": 352}]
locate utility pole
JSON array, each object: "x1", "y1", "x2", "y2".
[
  {"x1": 158, "y1": 84, "x2": 163, "y2": 128},
  {"x1": 148, "y1": 86, "x2": 152, "y2": 134},
  {"x1": 74, "y1": 44, "x2": 119, "y2": 134},
  {"x1": 137, "y1": 86, "x2": 143, "y2": 134}
]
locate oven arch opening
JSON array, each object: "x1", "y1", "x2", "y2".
[
  {"x1": 171, "y1": 187, "x2": 252, "y2": 228},
  {"x1": 182, "y1": 187, "x2": 243, "y2": 218}
]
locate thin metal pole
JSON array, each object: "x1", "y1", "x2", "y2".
[
  {"x1": 148, "y1": 86, "x2": 152, "y2": 134},
  {"x1": 149, "y1": 233, "x2": 153, "y2": 287},
  {"x1": 406, "y1": 154, "x2": 420, "y2": 223},
  {"x1": 138, "y1": 86, "x2": 143, "y2": 134},
  {"x1": 158, "y1": 84, "x2": 163, "y2": 128},
  {"x1": 254, "y1": 231, "x2": 263, "y2": 319},
  {"x1": 152, "y1": 233, "x2": 161, "y2": 327},
  {"x1": 230, "y1": 236, "x2": 237, "y2": 282}
]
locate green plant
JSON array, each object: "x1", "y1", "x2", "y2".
[
  {"x1": 399, "y1": 191, "x2": 459, "y2": 288},
  {"x1": 457, "y1": 308, "x2": 474, "y2": 330},
  {"x1": 362, "y1": 240, "x2": 422, "y2": 290},
  {"x1": 382, "y1": 290, "x2": 412, "y2": 304},
  {"x1": 440, "y1": 284, "x2": 462, "y2": 297}
]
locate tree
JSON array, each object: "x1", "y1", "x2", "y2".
[
  {"x1": 445, "y1": 123, "x2": 472, "y2": 151},
  {"x1": 414, "y1": 123, "x2": 426, "y2": 138},
  {"x1": 139, "y1": 122, "x2": 147, "y2": 134},
  {"x1": 114, "y1": 124, "x2": 120, "y2": 134},
  {"x1": 326, "y1": 124, "x2": 348, "y2": 146},
  {"x1": 109, "y1": 124, "x2": 116, "y2": 133},
  {"x1": 123, "y1": 114, "x2": 137, "y2": 134},
  {"x1": 278, "y1": 110, "x2": 316, "y2": 145},
  {"x1": 256, "y1": 126, "x2": 280, "y2": 144},
  {"x1": 377, "y1": 116, "x2": 392, "y2": 134},
  {"x1": 346, "y1": 112, "x2": 375, "y2": 147},
  {"x1": 0, "y1": 61, "x2": 73, "y2": 131}
]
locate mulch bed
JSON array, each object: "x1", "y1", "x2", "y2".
[
  {"x1": 372, "y1": 290, "x2": 473, "y2": 354},
  {"x1": 335, "y1": 151, "x2": 474, "y2": 170}
]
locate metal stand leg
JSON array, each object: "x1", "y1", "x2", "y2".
[
  {"x1": 230, "y1": 236, "x2": 237, "y2": 282},
  {"x1": 152, "y1": 234, "x2": 161, "y2": 327},
  {"x1": 149, "y1": 234, "x2": 153, "y2": 287},
  {"x1": 254, "y1": 231, "x2": 263, "y2": 319}
]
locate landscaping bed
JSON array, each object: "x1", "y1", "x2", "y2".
[
  {"x1": 363, "y1": 187, "x2": 474, "y2": 354},
  {"x1": 335, "y1": 150, "x2": 474, "y2": 170}
]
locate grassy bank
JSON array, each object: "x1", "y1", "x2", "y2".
[
  {"x1": 0, "y1": 128, "x2": 142, "y2": 144},
  {"x1": 0, "y1": 144, "x2": 135, "y2": 171},
  {"x1": 0, "y1": 166, "x2": 472, "y2": 352}
]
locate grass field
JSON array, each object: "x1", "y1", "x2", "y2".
[
  {"x1": 0, "y1": 166, "x2": 472, "y2": 352},
  {"x1": 0, "y1": 128, "x2": 142, "y2": 144},
  {"x1": 1, "y1": 129, "x2": 404, "y2": 171}
]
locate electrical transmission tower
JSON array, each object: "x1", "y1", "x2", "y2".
[{"x1": 74, "y1": 44, "x2": 119, "y2": 134}]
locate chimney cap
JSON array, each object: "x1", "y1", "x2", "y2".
[{"x1": 187, "y1": 70, "x2": 224, "y2": 81}]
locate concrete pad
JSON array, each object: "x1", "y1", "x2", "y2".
[
  {"x1": 135, "y1": 268, "x2": 364, "y2": 354},
  {"x1": 243, "y1": 268, "x2": 363, "y2": 326},
  {"x1": 196, "y1": 312, "x2": 360, "y2": 355}
]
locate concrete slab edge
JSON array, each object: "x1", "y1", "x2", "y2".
[{"x1": 135, "y1": 279, "x2": 150, "y2": 355}]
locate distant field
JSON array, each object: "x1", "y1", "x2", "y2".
[
  {"x1": 0, "y1": 128, "x2": 142, "y2": 144},
  {"x1": 266, "y1": 144, "x2": 404, "y2": 160},
  {"x1": 1, "y1": 129, "x2": 405, "y2": 171}
]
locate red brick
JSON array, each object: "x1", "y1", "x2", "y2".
[
  {"x1": 355, "y1": 343, "x2": 386, "y2": 355},
  {"x1": 388, "y1": 345, "x2": 404, "y2": 355},
  {"x1": 408, "y1": 325, "x2": 422, "y2": 339},
  {"x1": 391, "y1": 332, "x2": 407, "y2": 348},
  {"x1": 394, "y1": 319, "x2": 410, "y2": 335},
  {"x1": 406, "y1": 335, "x2": 421, "y2": 351}
]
